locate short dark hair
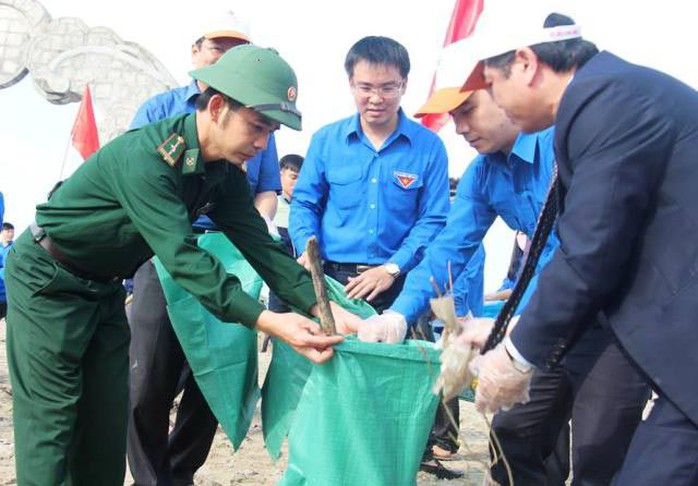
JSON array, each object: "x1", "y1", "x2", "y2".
[
  {"x1": 195, "y1": 87, "x2": 244, "y2": 112},
  {"x1": 344, "y1": 36, "x2": 410, "y2": 78},
  {"x1": 279, "y1": 154, "x2": 304, "y2": 172},
  {"x1": 2, "y1": 222, "x2": 13, "y2": 231},
  {"x1": 485, "y1": 13, "x2": 598, "y2": 76}
]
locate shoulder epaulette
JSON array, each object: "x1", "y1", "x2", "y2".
[{"x1": 157, "y1": 133, "x2": 186, "y2": 167}]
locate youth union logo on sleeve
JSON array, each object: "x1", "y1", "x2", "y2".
[{"x1": 394, "y1": 171, "x2": 419, "y2": 189}]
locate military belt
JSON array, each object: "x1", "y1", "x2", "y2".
[{"x1": 29, "y1": 222, "x2": 121, "y2": 284}]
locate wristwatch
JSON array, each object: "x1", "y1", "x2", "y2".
[{"x1": 383, "y1": 262, "x2": 401, "y2": 278}]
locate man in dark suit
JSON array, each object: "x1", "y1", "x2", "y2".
[{"x1": 461, "y1": 8, "x2": 698, "y2": 485}]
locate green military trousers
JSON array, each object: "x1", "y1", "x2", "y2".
[{"x1": 5, "y1": 231, "x2": 130, "y2": 485}]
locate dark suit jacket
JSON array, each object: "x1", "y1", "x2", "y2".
[{"x1": 511, "y1": 51, "x2": 698, "y2": 425}]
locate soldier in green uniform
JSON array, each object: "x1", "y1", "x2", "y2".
[{"x1": 4, "y1": 45, "x2": 358, "y2": 485}]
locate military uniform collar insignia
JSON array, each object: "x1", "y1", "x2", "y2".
[
  {"x1": 182, "y1": 148, "x2": 204, "y2": 175},
  {"x1": 157, "y1": 133, "x2": 186, "y2": 167}
]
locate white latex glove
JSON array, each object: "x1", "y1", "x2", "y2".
[
  {"x1": 458, "y1": 315, "x2": 520, "y2": 350},
  {"x1": 469, "y1": 342, "x2": 532, "y2": 414},
  {"x1": 457, "y1": 317, "x2": 495, "y2": 350},
  {"x1": 357, "y1": 310, "x2": 407, "y2": 344}
]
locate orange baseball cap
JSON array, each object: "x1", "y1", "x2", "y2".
[{"x1": 415, "y1": 88, "x2": 473, "y2": 117}]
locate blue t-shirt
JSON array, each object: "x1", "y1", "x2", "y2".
[
  {"x1": 289, "y1": 109, "x2": 450, "y2": 273},
  {"x1": 0, "y1": 241, "x2": 11, "y2": 303},
  {"x1": 453, "y1": 244, "x2": 485, "y2": 318},
  {"x1": 130, "y1": 80, "x2": 281, "y2": 230},
  {"x1": 392, "y1": 128, "x2": 558, "y2": 323}
]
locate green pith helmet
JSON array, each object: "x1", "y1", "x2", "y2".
[{"x1": 190, "y1": 45, "x2": 301, "y2": 130}]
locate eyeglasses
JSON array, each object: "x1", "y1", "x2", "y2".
[{"x1": 351, "y1": 82, "x2": 404, "y2": 99}]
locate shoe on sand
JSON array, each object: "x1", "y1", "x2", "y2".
[{"x1": 419, "y1": 458, "x2": 465, "y2": 480}]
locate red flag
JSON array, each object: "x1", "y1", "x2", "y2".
[
  {"x1": 71, "y1": 84, "x2": 100, "y2": 160},
  {"x1": 421, "y1": 0, "x2": 484, "y2": 132}
]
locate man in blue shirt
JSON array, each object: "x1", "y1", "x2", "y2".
[
  {"x1": 273, "y1": 153, "x2": 304, "y2": 253},
  {"x1": 290, "y1": 36, "x2": 450, "y2": 314},
  {"x1": 363, "y1": 38, "x2": 649, "y2": 485},
  {"x1": 126, "y1": 15, "x2": 283, "y2": 486},
  {"x1": 0, "y1": 222, "x2": 13, "y2": 320},
  {"x1": 375, "y1": 87, "x2": 568, "y2": 481}
]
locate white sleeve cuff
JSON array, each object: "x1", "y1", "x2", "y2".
[{"x1": 504, "y1": 336, "x2": 534, "y2": 368}]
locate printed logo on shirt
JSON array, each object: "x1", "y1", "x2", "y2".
[{"x1": 394, "y1": 171, "x2": 419, "y2": 189}]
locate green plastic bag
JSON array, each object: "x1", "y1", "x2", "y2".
[
  {"x1": 278, "y1": 338, "x2": 442, "y2": 486},
  {"x1": 262, "y1": 278, "x2": 377, "y2": 460},
  {"x1": 153, "y1": 232, "x2": 263, "y2": 450}
]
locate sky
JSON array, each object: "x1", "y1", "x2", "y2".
[{"x1": 1, "y1": 0, "x2": 696, "y2": 291}]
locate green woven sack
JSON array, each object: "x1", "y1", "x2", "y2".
[
  {"x1": 277, "y1": 338, "x2": 441, "y2": 486},
  {"x1": 262, "y1": 277, "x2": 377, "y2": 460},
  {"x1": 154, "y1": 232, "x2": 263, "y2": 450}
]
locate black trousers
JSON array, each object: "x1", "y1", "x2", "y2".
[
  {"x1": 491, "y1": 324, "x2": 651, "y2": 486},
  {"x1": 491, "y1": 366, "x2": 572, "y2": 485},
  {"x1": 127, "y1": 260, "x2": 218, "y2": 486},
  {"x1": 429, "y1": 398, "x2": 461, "y2": 453}
]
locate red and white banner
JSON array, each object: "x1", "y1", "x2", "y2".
[{"x1": 421, "y1": 0, "x2": 484, "y2": 132}]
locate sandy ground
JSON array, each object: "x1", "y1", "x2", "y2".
[{"x1": 0, "y1": 319, "x2": 493, "y2": 486}]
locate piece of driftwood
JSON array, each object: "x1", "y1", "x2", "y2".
[{"x1": 305, "y1": 236, "x2": 336, "y2": 335}]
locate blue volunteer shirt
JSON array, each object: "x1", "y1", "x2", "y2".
[
  {"x1": 453, "y1": 244, "x2": 485, "y2": 317},
  {"x1": 0, "y1": 241, "x2": 11, "y2": 303},
  {"x1": 392, "y1": 128, "x2": 558, "y2": 323},
  {"x1": 289, "y1": 109, "x2": 449, "y2": 273},
  {"x1": 130, "y1": 80, "x2": 281, "y2": 197}
]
